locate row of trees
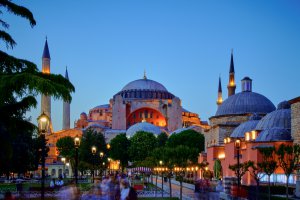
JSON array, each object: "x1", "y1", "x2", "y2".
[
  {"x1": 0, "y1": 1, "x2": 74, "y2": 178},
  {"x1": 229, "y1": 144, "x2": 300, "y2": 200}
]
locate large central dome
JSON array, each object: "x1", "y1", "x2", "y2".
[{"x1": 122, "y1": 79, "x2": 168, "y2": 92}]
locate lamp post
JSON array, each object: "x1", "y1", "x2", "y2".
[
  {"x1": 99, "y1": 152, "x2": 104, "y2": 176},
  {"x1": 159, "y1": 160, "x2": 164, "y2": 197},
  {"x1": 74, "y1": 135, "x2": 80, "y2": 184},
  {"x1": 61, "y1": 157, "x2": 66, "y2": 178},
  {"x1": 91, "y1": 146, "x2": 97, "y2": 183},
  {"x1": 37, "y1": 112, "x2": 50, "y2": 200},
  {"x1": 235, "y1": 139, "x2": 241, "y2": 196},
  {"x1": 108, "y1": 158, "x2": 111, "y2": 174}
]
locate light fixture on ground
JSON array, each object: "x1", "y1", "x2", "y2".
[
  {"x1": 37, "y1": 112, "x2": 50, "y2": 200},
  {"x1": 74, "y1": 135, "x2": 80, "y2": 184},
  {"x1": 91, "y1": 146, "x2": 97, "y2": 183},
  {"x1": 234, "y1": 139, "x2": 241, "y2": 196}
]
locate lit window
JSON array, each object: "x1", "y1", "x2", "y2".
[
  {"x1": 245, "y1": 132, "x2": 250, "y2": 141},
  {"x1": 251, "y1": 131, "x2": 256, "y2": 140}
]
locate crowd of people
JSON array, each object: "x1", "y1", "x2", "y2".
[{"x1": 58, "y1": 172, "x2": 138, "y2": 200}]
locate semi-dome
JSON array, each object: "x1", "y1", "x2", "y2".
[
  {"x1": 230, "y1": 114, "x2": 261, "y2": 138},
  {"x1": 255, "y1": 127, "x2": 291, "y2": 142},
  {"x1": 255, "y1": 102, "x2": 291, "y2": 131},
  {"x1": 216, "y1": 92, "x2": 275, "y2": 116},
  {"x1": 122, "y1": 79, "x2": 168, "y2": 92},
  {"x1": 126, "y1": 121, "x2": 162, "y2": 138}
]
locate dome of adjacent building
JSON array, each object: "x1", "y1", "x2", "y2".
[
  {"x1": 126, "y1": 121, "x2": 162, "y2": 138},
  {"x1": 255, "y1": 101, "x2": 291, "y2": 131},
  {"x1": 230, "y1": 114, "x2": 262, "y2": 138},
  {"x1": 216, "y1": 92, "x2": 275, "y2": 116},
  {"x1": 122, "y1": 79, "x2": 168, "y2": 92},
  {"x1": 255, "y1": 127, "x2": 291, "y2": 142}
]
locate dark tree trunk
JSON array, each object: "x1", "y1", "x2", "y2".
[
  {"x1": 268, "y1": 175, "x2": 271, "y2": 200},
  {"x1": 155, "y1": 173, "x2": 158, "y2": 197},
  {"x1": 169, "y1": 176, "x2": 172, "y2": 197},
  {"x1": 286, "y1": 175, "x2": 290, "y2": 200},
  {"x1": 256, "y1": 180, "x2": 260, "y2": 200},
  {"x1": 180, "y1": 180, "x2": 183, "y2": 200}
]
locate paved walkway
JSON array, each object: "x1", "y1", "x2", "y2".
[{"x1": 152, "y1": 176, "x2": 220, "y2": 200}]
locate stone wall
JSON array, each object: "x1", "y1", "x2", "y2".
[
  {"x1": 112, "y1": 95, "x2": 126, "y2": 129},
  {"x1": 292, "y1": 101, "x2": 300, "y2": 144},
  {"x1": 167, "y1": 97, "x2": 182, "y2": 132}
]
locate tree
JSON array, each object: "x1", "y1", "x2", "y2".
[
  {"x1": 56, "y1": 136, "x2": 76, "y2": 169},
  {"x1": 109, "y1": 133, "x2": 130, "y2": 171},
  {"x1": 248, "y1": 160, "x2": 265, "y2": 200},
  {"x1": 213, "y1": 159, "x2": 222, "y2": 180},
  {"x1": 79, "y1": 129, "x2": 107, "y2": 174},
  {"x1": 229, "y1": 161, "x2": 251, "y2": 189},
  {"x1": 276, "y1": 144, "x2": 300, "y2": 199},
  {"x1": 167, "y1": 129, "x2": 205, "y2": 153},
  {"x1": 0, "y1": 1, "x2": 75, "y2": 176},
  {"x1": 157, "y1": 132, "x2": 168, "y2": 147},
  {"x1": 173, "y1": 145, "x2": 195, "y2": 200},
  {"x1": 128, "y1": 131, "x2": 158, "y2": 162},
  {"x1": 258, "y1": 147, "x2": 278, "y2": 200}
]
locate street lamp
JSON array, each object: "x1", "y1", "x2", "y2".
[
  {"x1": 74, "y1": 135, "x2": 80, "y2": 184},
  {"x1": 234, "y1": 139, "x2": 241, "y2": 196},
  {"x1": 106, "y1": 144, "x2": 111, "y2": 150},
  {"x1": 91, "y1": 146, "x2": 97, "y2": 183},
  {"x1": 159, "y1": 160, "x2": 164, "y2": 197},
  {"x1": 61, "y1": 157, "x2": 66, "y2": 178},
  {"x1": 108, "y1": 158, "x2": 111, "y2": 174},
  {"x1": 37, "y1": 112, "x2": 50, "y2": 200}
]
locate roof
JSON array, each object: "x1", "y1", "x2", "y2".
[
  {"x1": 218, "y1": 77, "x2": 222, "y2": 92},
  {"x1": 229, "y1": 52, "x2": 234, "y2": 73},
  {"x1": 126, "y1": 122, "x2": 162, "y2": 138},
  {"x1": 42, "y1": 39, "x2": 51, "y2": 59},
  {"x1": 255, "y1": 127, "x2": 291, "y2": 142},
  {"x1": 230, "y1": 120, "x2": 260, "y2": 138},
  {"x1": 289, "y1": 96, "x2": 300, "y2": 104},
  {"x1": 215, "y1": 91, "x2": 275, "y2": 116},
  {"x1": 255, "y1": 103, "x2": 291, "y2": 131},
  {"x1": 92, "y1": 104, "x2": 110, "y2": 109},
  {"x1": 122, "y1": 78, "x2": 168, "y2": 92}
]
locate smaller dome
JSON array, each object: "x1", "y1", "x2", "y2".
[
  {"x1": 277, "y1": 101, "x2": 291, "y2": 110},
  {"x1": 231, "y1": 120, "x2": 260, "y2": 138},
  {"x1": 255, "y1": 127, "x2": 291, "y2": 142},
  {"x1": 126, "y1": 122, "x2": 162, "y2": 138},
  {"x1": 80, "y1": 112, "x2": 88, "y2": 120},
  {"x1": 256, "y1": 108, "x2": 291, "y2": 131}
]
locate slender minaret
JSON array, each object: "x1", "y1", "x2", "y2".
[
  {"x1": 227, "y1": 50, "x2": 236, "y2": 97},
  {"x1": 41, "y1": 38, "x2": 51, "y2": 120},
  {"x1": 217, "y1": 76, "x2": 223, "y2": 106},
  {"x1": 63, "y1": 66, "x2": 71, "y2": 130}
]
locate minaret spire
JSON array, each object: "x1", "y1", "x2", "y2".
[
  {"x1": 217, "y1": 76, "x2": 223, "y2": 106},
  {"x1": 63, "y1": 66, "x2": 71, "y2": 130},
  {"x1": 143, "y1": 69, "x2": 147, "y2": 79},
  {"x1": 227, "y1": 49, "x2": 236, "y2": 97},
  {"x1": 41, "y1": 38, "x2": 51, "y2": 118}
]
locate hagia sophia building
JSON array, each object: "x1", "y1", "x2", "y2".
[
  {"x1": 40, "y1": 38, "x2": 300, "y2": 188},
  {"x1": 40, "y1": 39, "x2": 208, "y2": 177}
]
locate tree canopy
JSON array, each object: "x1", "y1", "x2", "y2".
[
  {"x1": 109, "y1": 133, "x2": 130, "y2": 170},
  {"x1": 166, "y1": 129, "x2": 205, "y2": 153},
  {"x1": 128, "y1": 131, "x2": 158, "y2": 162},
  {"x1": 0, "y1": 0, "x2": 74, "y2": 176}
]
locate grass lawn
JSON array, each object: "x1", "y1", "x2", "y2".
[{"x1": 138, "y1": 198, "x2": 179, "y2": 200}]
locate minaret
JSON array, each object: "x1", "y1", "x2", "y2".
[
  {"x1": 227, "y1": 50, "x2": 236, "y2": 97},
  {"x1": 217, "y1": 76, "x2": 223, "y2": 106},
  {"x1": 41, "y1": 38, "x2": 51, "y2": 120},
  {"x1": 63, "y1": 66, "x2": 71, "y2": 130}
]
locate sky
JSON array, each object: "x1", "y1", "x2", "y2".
[{"x1": 4, "y1": 0, "x2": 300, "y2": 131}]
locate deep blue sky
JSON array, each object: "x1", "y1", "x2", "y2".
[{"x1": 5, "y1": 0, "x2": 300, "y2": 131}]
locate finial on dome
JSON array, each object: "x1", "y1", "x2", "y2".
[{"x1": 143, "y1": 70, "x2": 147, "y2": 79}]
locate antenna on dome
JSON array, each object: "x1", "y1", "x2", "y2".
[{"x1": 143, "y1": 69, "x2": 147, "y2": 79}]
